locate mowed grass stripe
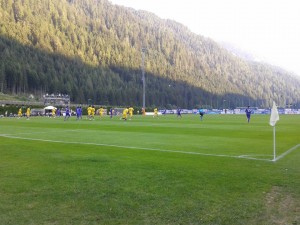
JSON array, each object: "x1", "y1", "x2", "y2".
[
  {"x1": 0, "y1": 114, "x2": 299, "y2": 160},
  {"x1": 0, "y1": 133, "x2": 276, "y2": 162}
]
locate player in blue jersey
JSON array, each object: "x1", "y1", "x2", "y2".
[
  {"x1": 64, "y1": 106, "x2": 70, "y2": 121},
  {"x1": 79, "y1": 106, "x2": 82, "y2": 119},
  {"x1": 56, "y1": 108, "x2": 61, "y2": 117},
  {"x1": 199, "y1": 108, "x2": 204, "y2": 121},
  {"x1": 76, "y1": 106, "x2": 81, "y2": 120},
  {"x1": 110, "y1": 108, "x2": 114, "y2": 119},
  {"x1": 245, "y1": 106, "x2": 252, "y2": 123},
  {"x1": 177, "y1": 108, "x2": 182, "y2": 118}
]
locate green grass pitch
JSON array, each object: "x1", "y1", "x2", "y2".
[{"x1": 0, "y1": 114, "x2": 299, "y2": 224}]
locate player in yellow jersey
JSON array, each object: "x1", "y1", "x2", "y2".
[
  {"x1": 128, "y1": 106, "x2": 134, "y2": 120},
  {"x1": 26, "y1": 107, "x2": 31, "y2": 120},
  {"x1": 99, "y1": 106, "x2": 104, "y2": 119},
  {"x1": 122, "y1": 108, "x2": 129, "y2": 120},
  {"x1": 52, "y1": 107, "x2": 56, "y2": 118},
  {"x1": 153, "y1": 108, "x2": 158, "y2": 118},
  {"x1": 17, "y1": 107, "x2": 22, "y2": 119},
  {"x1": 87, "y1": 105, "x2": 92, "y2": 120}
]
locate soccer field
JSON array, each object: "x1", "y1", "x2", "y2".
[{"x1": 0, "y1": 114, "x2": 299, "y2": 224}]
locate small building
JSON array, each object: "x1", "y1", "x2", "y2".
[{"x1": 43, "y1": 94, "x2": 70, "y2": 106}]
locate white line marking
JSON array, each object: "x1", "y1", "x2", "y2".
[
  {"x1": 3, "y1": 134, "x2": 296, "y2": 162},
  {"x1": 273, "y1": 144, "x2": 300, "y2": 162},
  {"x1": 0, "y1": 130, "x2": 79, "y2": 136}
]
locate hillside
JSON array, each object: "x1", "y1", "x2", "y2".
[{"x1": 0, "y1": 0, "x2": 299, "y2": 108}]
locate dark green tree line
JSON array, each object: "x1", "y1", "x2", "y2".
[{"x1": 0, "y1": 0, "x2": 299, "y2": 108}]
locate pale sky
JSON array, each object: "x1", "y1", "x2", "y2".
[{"x1": 109, "y1": 0, "x2": 300, "y2": 76}]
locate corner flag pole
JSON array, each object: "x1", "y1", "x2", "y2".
[
  {"x1": 273, "y1": 125, "x2": 276, "y2": 161},
  {"x1": 269, "y1": 101, "x2": 279, "y2": 162}
]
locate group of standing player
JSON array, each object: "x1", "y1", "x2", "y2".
[
  {"x1": 17, "y1": 106, "x2": 31, "y2": 120},
  {"x1": 86, "y1": 105, "x2": 105, "y2": 120},
  {"x1": 15, "y1": 104, "x2": 253, "y2": 123},
  {"x1": 15, "y1": 105, "x2": 200, "y2": 122},
  {"x1": 121, "y1": 106, "x2": 134, "y2": 120}
]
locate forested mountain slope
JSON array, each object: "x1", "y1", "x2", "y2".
[{"x1": 0, "y1": 0, "x2": 299, "y2": 108}]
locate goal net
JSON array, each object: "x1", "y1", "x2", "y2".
[{"x1": 112, "y1": 108, "x2": 125, "y2": 116}]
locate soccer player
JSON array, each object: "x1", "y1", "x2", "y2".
[
  {"x1": 56, "y1": 108, "x2": 61, "y2": 117},
  {"x1": 122, "y1": 107, "x2": 129, "y2": 120},
  {"x1": 52, "y1": 107, "x2": 56, "y2": 118},
  {"x1": 26, "y1": 107, "x2": 31, "y2": 120},
  {"x1": 79, "y1": 106, "x2": 82, "y2": 119},
  {"x1": 76, "y1": 106, "x2": 81, "y2": 120},
  {"x1": 153, "y1": 108, "x2": 158, "y2": 118},
  {"x1": 199, "y1": 108, "x2": 204, "y2": 121},
  {"x1": 17, "y1": 107, "x2": 22, "y2": 119},
  {"x1": 128, "y1": 106, "x2": 134, "y2": 120},
  {"x1": 109, "y1": 108, "x2": 114, "y2": 119},
  {"x1": 87, "y1": 105, "x2": 92, "y2": 120},
  {"x1": 177, "y1": 108, "x2": 182, "y2": 118},
  {"x1": 64, "y1": 106, "x2": 70, "y2": 121},
  {"x1": 99, "y1": 106, "x2": 104, "y2": 119},
  {"x1": 245, "y1": 106, "x2": 252, "y2": 123}
]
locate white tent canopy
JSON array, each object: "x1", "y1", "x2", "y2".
[{"x1": 44, "y1": 106, "x2": 57, "y2": 110}]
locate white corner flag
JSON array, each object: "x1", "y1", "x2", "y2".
[
  {"x1": 270, "y1": 101, "x2": 279, "y2": 126},
  {"x1": 269, "y1": 101, "x2": 279, "y2": 161}
]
